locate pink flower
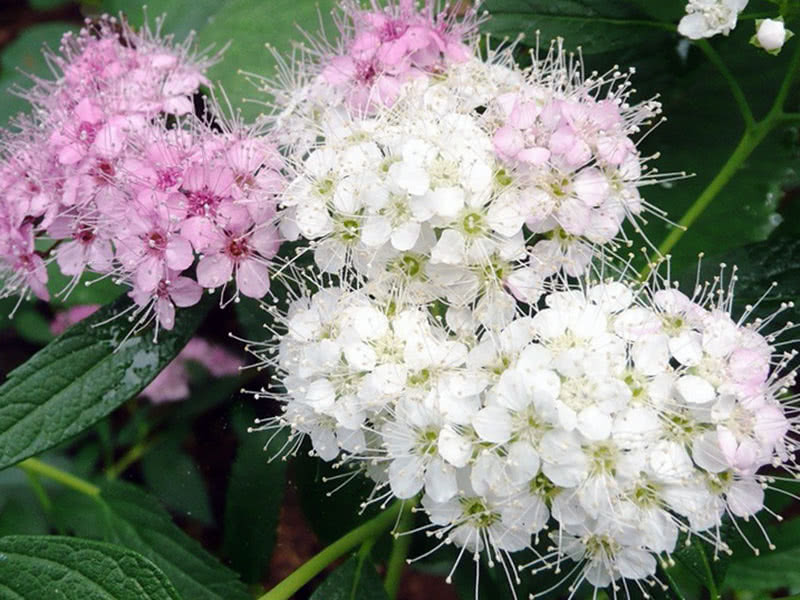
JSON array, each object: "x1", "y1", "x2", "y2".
[
  {"x1": 319, "y1": 0, "x2": 482, "y2": 111},
  {"x1": 118, "y1": 207, "x2": 194, "y2": 294},
  {"x1": 142, "y1": 338, "x2": 241, "y2": 404},
  {"x1": 196, "y1": 224, "x2": 280, "y2": 299},
  {"x1": 131, "y1": 270, "x2": 203, "y2": 331},
  {"x1": 50, "y1": 304, "x2": 100, "y2": 335}
]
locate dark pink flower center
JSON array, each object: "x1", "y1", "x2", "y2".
[
  {"x1": 156, "y1": 279, "x2": 170, "y2": 298},
  {"x1": 183, "y1": 186, "x2": 223, "y2": 217},
  {"x1": 147, "y1": 230, "x2": 167, "y2": 253},
  {"x1": 91, "y1": 160, "x2": 115, "y2": 184},
  {"x1": 379, "y1": 20, "x2": 408, "y2": 42},
  {"x1": 226, "y1": 238, "x2": 250, "y2": 261},
  {"x1": 157, "y1": 167, "x2": 182, "y2": 191},
  {"x1": 75, "y1": 225, "x2": 95, "y2": 245},
  {"x1": 77, "y1": 121, "x2": 99, "y2": 145},
  {"x1": 355, "y1": 60, "x2": 378, "y2": 84}
]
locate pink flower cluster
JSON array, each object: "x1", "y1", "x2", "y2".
[
  {"x1": 320, "y1": 0, "x2": 482, "y2": 110},
  {"x1": 51, "y1": 305, "x2": 241, "y2": 403},
  {"x1": 0, "y1": 16, "x2": 284, "y2": 331}
]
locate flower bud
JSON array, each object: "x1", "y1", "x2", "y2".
[{"x1": 752, "y1": 18, "x2": 793, "y2": 54}]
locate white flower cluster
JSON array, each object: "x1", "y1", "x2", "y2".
[
  {"x1": 242, "y1": 1, "x2": 799, "y2": 598},
  {"x1": 274, "y1": 38, "x2": 664, "y2": 304},
  {"x1": 250, "y1": 273, "x2": 798, "y2": 594}
]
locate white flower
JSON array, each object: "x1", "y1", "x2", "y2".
[{"x1": 678, "y1": 0, "x2": 749, "y2": 40}]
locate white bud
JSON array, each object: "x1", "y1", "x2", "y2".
[{"x1": 753, "y1": 18, "x2": 793, "y2": 53}]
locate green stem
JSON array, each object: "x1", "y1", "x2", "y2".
[
  {"x1": 105, "y1": 435, "x2": 161, "y2": 480},
  {"x1": 384, "y1": 500, "x2": 417, "y2": 599},
  {"x1": 696, "y1": 542, "x2": 720, "y2": 600},
  {"x1": 17, "y1": 458, "x2": 100, "y2": 497},
  {"x1": 641, "y1": 126, "x2": 769, "y2": 277},
  {"x1": 641, "y1": 36, "x2": 800, "y2": 277},
  {"x1": 351, "y1": 538, "x2": 377, "y2": 597},
  {"x1": 696, "y1": 40, "x2": 756, "y2": 130},
  {"x1": 258, "y1": 502, "x2": 404, "y2": 600},
  {"x1": 774, "y1": 35, "x2": 800, "y2": 113}
]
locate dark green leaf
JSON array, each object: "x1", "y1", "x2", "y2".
[
  {"x1": 141, "y1": 435, "x2": 213, "y2": 526},
  {"x1": 235, "y1": 296, "x2": 268, "y2": 342},
  {"x1": 0, "y1": 535, "x2": 180, "y2": 600},
  {"x1": 310, "y1": 554, "x2": 389, "y2": 600},
  {"x1": 0, "y1": 498, "x2": 48, "y2": 537},
  {"x1": 482, "y1": 0, "x2": 674, "y2": 55},
  {"x1": 56, "y1": 480, "x2": 250, "y2": 600},
  {"x1": 46, "y1": 262, "x2": 125, "y2": 307},
  {"x1": 293, "y1": 447, "x2": 381, "y2": 545},
  {"x1": 725, "y1": 543, "x2": 800, "y2": 592},
  {"x1": 10, "y1": 308, "x2": 54, "y2": 346},
  {"x1": 97, "y1": 1, "x2": 226, "y2": 40},
  {"x1": 668, "y1": 535, "x2": 729, "y2": 598},
  {"x1": 635, "y1": 26, "x2": 797, "y2": 275},
  {"x1": 0, "y1": 295, "x2": 211, "y2": 470},
  {"x1": 0, "y1": 23, "x2": 76, "y2": 125},
  {"x1": 683, "y1": 234, "x2": 800, "y2": 328},
  {"x1": 222, "y1": 408, "x2": 288, "y2": 583},
  {"x1": 194, "y1": 0, "x2": 337, "y2": 121}
]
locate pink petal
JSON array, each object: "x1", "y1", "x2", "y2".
[
  {"x1": 250, "y1": 226, "x2": 281, "y2": 258},
  {"x1": 165, "y1": 236, "x2": 194, "y2": 270},
  {"x1": 169, "y1": 276, "x2": 203, "y2": 307},
  {"x1": 322, "y1": 56, "x2": 356, "y2": 85},
  {"x1": 136, "y1": 255, "x2": 164, "y2": 292},
  {"x1": 493, "y1": 126, "x2": 524, "y2": 159},
  {"x1": 157, "y1": 297, "x2": 176, "y2": 330},
  {"x1": 181, "y1": 216, "x2": 220, "y2": 253},
  {"x1": 196, "y1": 253, "x2": 233, "y2": 289},
  {"x1": 509, "y1": 101, "x2": 539, "y2": 129},
  {"x1": 236, "y1": 259, "x2": 270, "y2": 298},
  {"x1": 56, "y1": 240, "x2": 85, "y2": 276},
  {"x1": 517, "y1": 147, "x2": 551, "y2": 165}
]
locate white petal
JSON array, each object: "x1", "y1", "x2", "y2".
[
  {"x1": 676, "y1": 375, "x2": 716, "y2": 404},
  {"x1": 430, "y1": 229, "x2": 466, "y2": 265},
  {"x1": 472, "y1": 405, "x2": 512, "y2": 444},
  {"x1": 390, "y1": 221, "x2": 421, "y2": 251},
  {"x1": 577, "y1": 406, "x2": 612, "y2": 441},
  {"x1": 424, "y1": 458, "x2": 458, "y2": 503}
]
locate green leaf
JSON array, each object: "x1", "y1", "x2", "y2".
[
  {"x1": 10, "y1": 308, "x2": 54, "y2": 346},
  {"x1": 0, "y1": 498, "x2": 48, "y2": 537},
  {"x1": 0, "y1": 295, "x2": 212, "y2": 470},
  {"x1": 57, "y1": 480, "x2": 251, "y2": 600},
  {"x1": 194, "y1": 0, "x2": 337, "y2": 121},
  {"x1": 30, "y1": 0, "x2": 72, "y2": 9},
  {"x1": 235, "y1": 296, "x2": 268, "y2": 342},
  {"x1": 141, "y1": 435, "x2": 213, "y2": 526},
  {"x1": 96, "y1": 1, "x2": 226, "y2": 40},
  {"x1": 669, "y1": 537, "x2": 728, "y2": 598},
  {"x1": 684, "y1": 233, "x2": 800, "y2": 328},
  {"x1": 635, "y1": 25, "x2": 797, "y2": 275},
  {"x1": 725, "y1": 543, "x2": 800, "y2": 592},
  {"x1": 0, "y1": 535, "x2": 180, "y2": 600},
  {"x1": 46, "y1": 262, "x2": 125, "y2": 307},
  {"x1": 0, "y1": 23, "x2": 76, "y2": 125},
  {"x1": 222, "y1": 408, "x2": 288, "y2": 583},
  {"x1": 309, "y1": 554, "x2": 389, "y2": 600},
  {"x1": 482, "y1": 0, "x2": 674, "y2": 55}
]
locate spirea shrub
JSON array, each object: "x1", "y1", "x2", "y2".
[{"x1": 0, "y1": 2, "x2": 798, "y2": 600}]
